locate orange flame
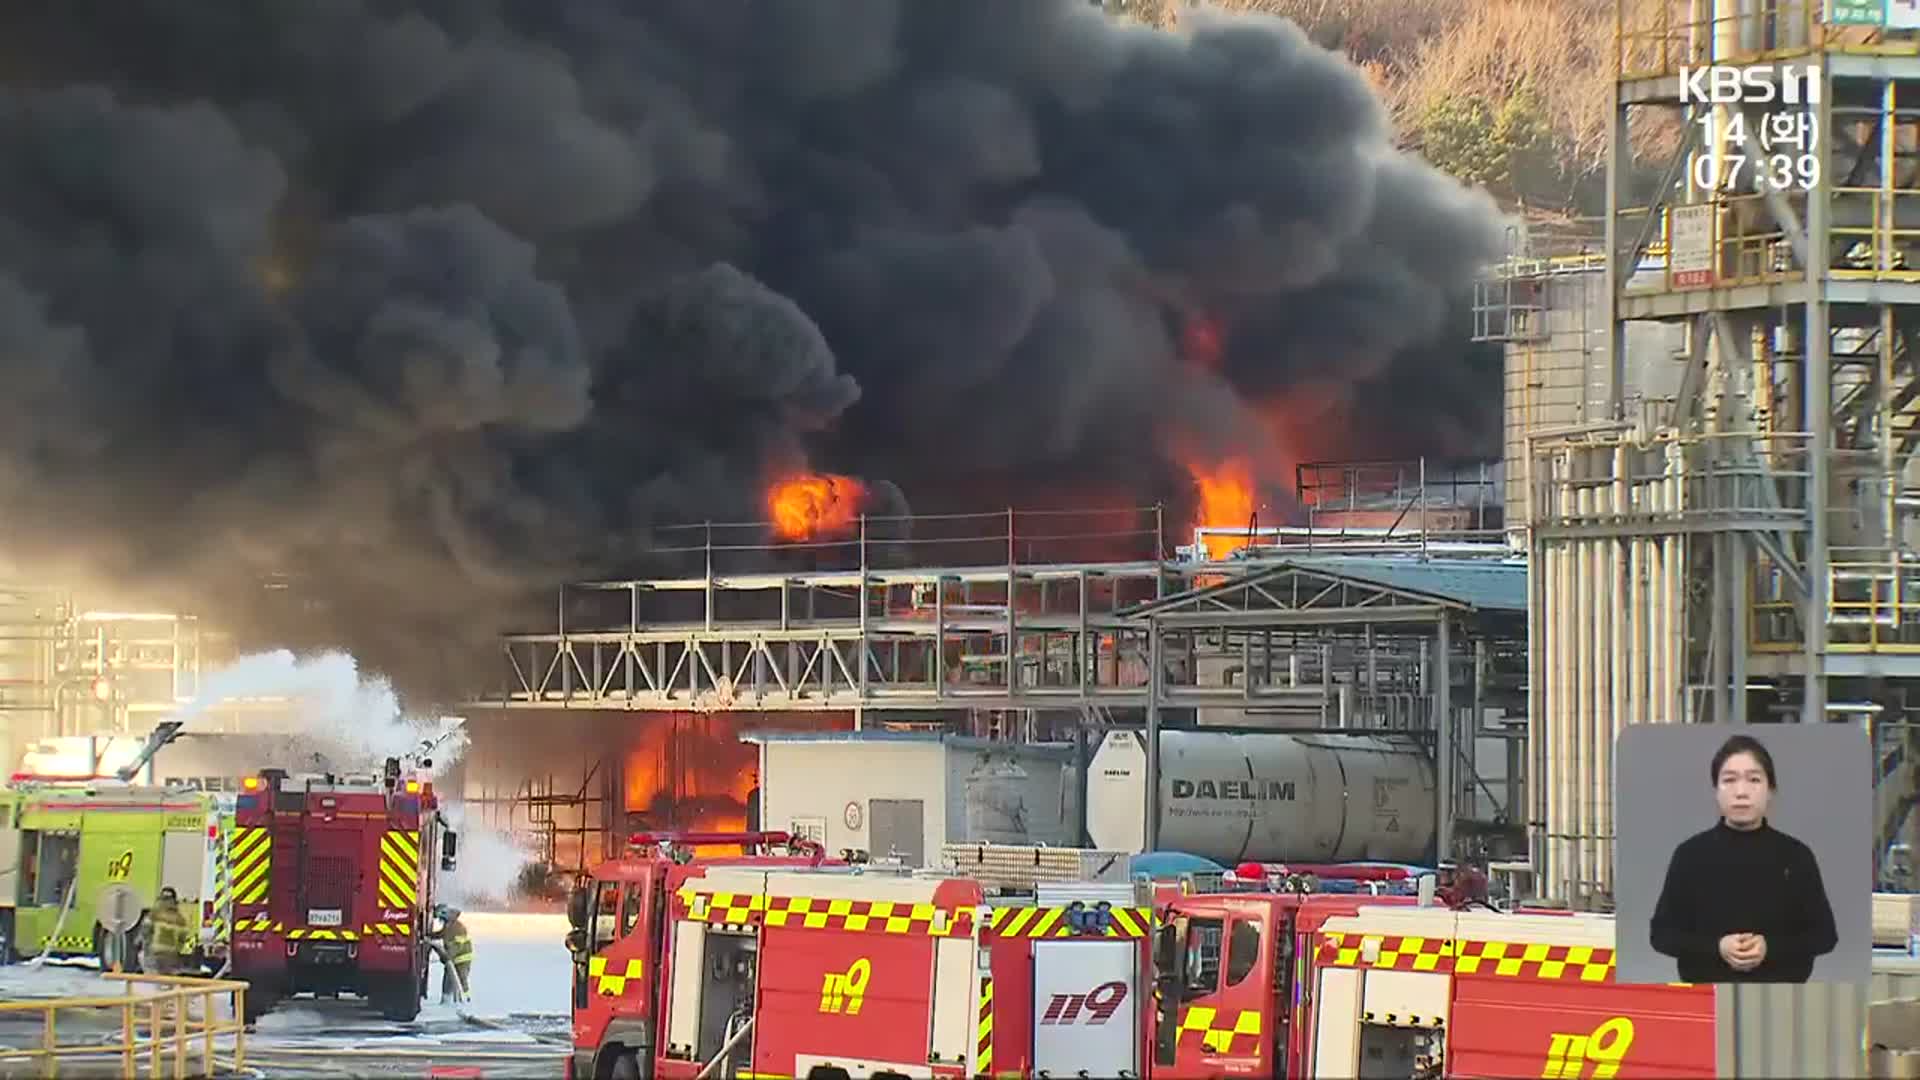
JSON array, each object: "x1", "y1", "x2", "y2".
[
  {"x1": 1189, "y1": 459, "x2": 1259, "y2": 559},
  {"x1": 619, "y1": 712, "x2": 854, "y2": 856},
  {"x1": 768, "y1": 472, "x2": 867, "y2": 541}
]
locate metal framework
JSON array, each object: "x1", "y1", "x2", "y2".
[
  {"x1": 1480, "y1": 0, "x2": 1920, "y2": 906},
  {"x1": 465, "y1": 489, "x2": 1528, "y2": 863},
  {"x1": 0, "y1": 591, "x2": 239, "y2": 770},
  {"x1": 1124, "y1": 557, "x2": 1528, "y2": 858}
]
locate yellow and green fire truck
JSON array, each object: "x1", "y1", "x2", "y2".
[{"x1": 0, "y1": 782, "x2": 230, "y2": 968}]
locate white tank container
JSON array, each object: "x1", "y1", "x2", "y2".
[{"x1": 1085, "y1": 729, "x2": 1436, "y2": 865}]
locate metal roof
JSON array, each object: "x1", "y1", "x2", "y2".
[
  {"x1": 1134, "y1": 554, "x2": 1528, "y2": 617},
  {"x1": 1278, "y1": 555, "x2": 1528, "y2": 613},
  {"x1": 739, "y1": 730, "x2": 1075, "y2": 753}
]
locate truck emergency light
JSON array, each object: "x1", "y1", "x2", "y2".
[
  {"x1": 628, "y1": 829, "x2": 827, "y2": 866},
  {"x1": 1234, "y1": 861, "x2": 1413, "y2": 883}
]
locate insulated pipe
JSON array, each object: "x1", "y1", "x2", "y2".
[
  {"x1": 1666, "y1": 449, "x2": 1686, "y2": 723},
  {"x1": 1630, "y1": 511, "x2": 1649, "y2": 734},
  {"x1": 1554, "y1": 502, "x2": 1576, "y2": 903},
  {"x1": 1607, "y1": 448, "x2": 1630, "y2": 899},
  {"x1": 1575, "y1": 487, "x2": 1596, "y2": 904},
  {"x1": 1560, "y1": 500, "x2": 1578, "y2": 903}
]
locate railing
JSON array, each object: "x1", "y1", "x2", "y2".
[
  {"x1": 1618, "y1": 0, "x2": 1834, "y2": 81},
  {"x1": 1616, "y1": 194, "x2": 1810, "y2": 294},
  {"x1": 1830, "y1": 188, "x2": 1920, "y2": 283},
  {"x1": 0, "y1": 971, "x2": 248, "y2": 1078},
  {"x1": 603, "y1": 504, "x2": 1169, "y2": 582},
  {"x1": 1529, "y1": 430, "x2": 1814, "y2": 531}
]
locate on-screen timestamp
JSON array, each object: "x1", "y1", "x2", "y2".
[{"x1": 1692, "y1": 110, "x2": 1820, "y2": 193}]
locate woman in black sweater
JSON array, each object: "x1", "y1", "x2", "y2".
[{"x1": 1647, "y1": 733, "x2": 1839, "y2": 983}]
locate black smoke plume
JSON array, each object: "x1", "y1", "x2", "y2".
[{"x1": 0, "y1": 0, "x2": 1505, "y2": 702}]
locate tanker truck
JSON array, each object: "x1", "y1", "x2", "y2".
[{"x1": 1084, "y1": 728, "x2": 1437, "y2": 865}]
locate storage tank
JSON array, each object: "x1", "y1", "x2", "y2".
[{"x1": 1085, "y1": 729, "x2": 1436, "y2": 865}]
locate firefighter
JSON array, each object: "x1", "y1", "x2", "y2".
[
  {"x1": 435, "y1": 905, "x2": 473, "y2": 1002},
  {"x1": 143, "y1": 887, "x2": 191, "y2": 975}
]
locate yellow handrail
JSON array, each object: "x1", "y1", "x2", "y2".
[{"x1": 0, "y1": 971, "x2": 248, "y2": 1079}]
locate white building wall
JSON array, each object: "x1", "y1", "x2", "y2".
[
  {"x1": 944, "y1": 743, "x2": 1081, "y2": 848},
  {"x1": 758, "y1": 740, "x2": 950, "y2": 860}
]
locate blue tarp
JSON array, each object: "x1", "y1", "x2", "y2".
[{"x1": 1129, "y1": 851, "x2": 1226, "y2": 877}]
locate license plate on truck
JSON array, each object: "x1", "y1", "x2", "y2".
[{"x1": 309, "y1": 908, "x2": 343, "y2": 926}]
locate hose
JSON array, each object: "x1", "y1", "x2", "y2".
[{"x1": 26, "y1": 877, "x2": 79, "y2": 969}]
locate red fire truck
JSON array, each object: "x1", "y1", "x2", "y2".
[
  {"x1": 229, "y1": 760, "x2": 459, "y2": 1022},
  {"x1": 567, "y1": 834, "x2": 1720, "y2": 1079}
]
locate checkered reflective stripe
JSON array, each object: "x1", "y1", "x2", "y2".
[
  {"x1": 37, "y1": 932, "x2": 95, "y2": 954},
  {"x1": 1177, "y1": 1005, "x2": 1263, "y2": 1054},
  {"x1": 673, "y1": 889, "x2": 973, "y2": 936},
  {"x1": 588, "y1": 956, "x2": 645, "y2": 996},
  {"x1": 1317, "y1": 931, "x2": 1616, "y2": 983}
]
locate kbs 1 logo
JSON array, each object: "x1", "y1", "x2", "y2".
[
  {"x1": 1542, "y1": 1016, "x2": 1635, "y2": 1080},
  {"x1": 1039, "y1": 980, "x2": 1129, "y2": 1027},
  {"x1": 1678, "y1": 64, "x2": 1820, "y2": 106}
]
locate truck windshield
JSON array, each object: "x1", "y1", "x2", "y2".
[
  {"x1": 591, "y1": 881, "x2": 620, "y2": 952},
  {"x1": 1226, "y1": 919, "x2": 1262, "y2": 986},
  {"x1": 1184, "y1": 918, "x2": 1224, "y2": 1000}
]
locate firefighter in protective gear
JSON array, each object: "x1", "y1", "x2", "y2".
[
  {"x1": 436, "y1": 905, "x2": 473, "y2": 1002},
  {"x1": 144, "y1": 887, "x2": 191, "y2": 975}
]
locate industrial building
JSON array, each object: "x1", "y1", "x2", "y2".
[
  {"x1": 17, "y1": 0, "x2": 1918, "y2": 929},
  {"x1": 457, "y1": 465, "x2": 1529, "y2": 878},
  {"x1": 1474, "y1": 0, "x2": 1920, "y2": 906}
]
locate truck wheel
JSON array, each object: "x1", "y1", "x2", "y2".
[
  {"x1": 242, "y1": 984, "x2": 281, "y2": 1025},
  {"x1": 376, "y1": 979, "x2": 422, "y2": 1022},
  {"x1": 92, "y1": 924, "x2": 131, "y2": 972}
]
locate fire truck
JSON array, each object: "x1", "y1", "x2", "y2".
[
  {"x1": 0, "y1": 781, "x2": 226, "y2": 969},
  {"x1": 228, "y1": 758, "x2": 459, "y2": 1022},
  {"x1": 567, "y1": 833, "x2": 1721, "y2": 1079}
]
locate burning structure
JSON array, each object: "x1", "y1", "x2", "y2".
[
  {"x1": 0, "y1": 3, "x2": 1518, "y2": 875},
  {"x1": 0, "y1": 1, "x2": 1505, "y2": 709},
  {"x1": 457, "y1": 458, "x2": 1526, "y2": 872}
]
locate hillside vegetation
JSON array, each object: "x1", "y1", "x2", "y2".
[{"x1": 1124, "y1": 0, "x2": 1674, "y2": 220}]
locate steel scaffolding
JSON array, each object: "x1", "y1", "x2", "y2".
[
  {"x1": 464, "y1": 482, "x2": 1529, "y2": 861},
  {"x1": 1490, "y1": 0, "x2": 1920, "y2": 907}
]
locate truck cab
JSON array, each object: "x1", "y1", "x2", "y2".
[
  {"x1": 229, "y1": 762, "x2": 459, "y2": 1022},
  {"x1": 1151, "y1": 891, "x2": 1421, "y2": 1079},
  {"x1": 566, "y1": 831, "x2": 841, "y2": 1080}
]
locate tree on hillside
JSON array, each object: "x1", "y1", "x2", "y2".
[{"x1": 1111, "y1": 0, "x2": 1679, "y2": 218}]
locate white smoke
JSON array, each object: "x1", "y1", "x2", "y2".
[
  {"x1": 168, "y1": 649, "x2": 538, "y2": 908},
  {"x1": 166, "y1": 649, "x2": 459, "y2": 773},
  {"x1": 436, "y1": 801, "x2": 538, "y2": 910}
]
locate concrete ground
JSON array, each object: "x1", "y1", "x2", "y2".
[{"x1": 0, "y1": 912, "x2": 572, "y2": 1078}]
